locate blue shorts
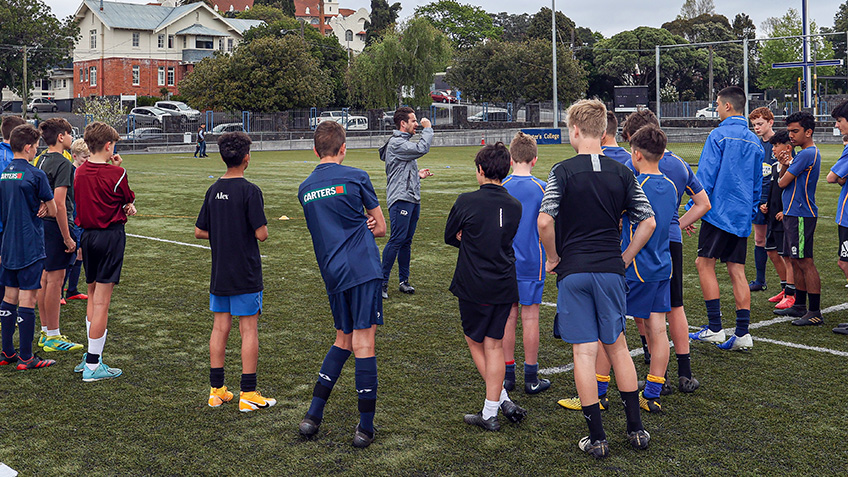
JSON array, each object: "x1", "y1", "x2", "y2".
[
  {"x1": 0, "y1": 260, "x2": 45, "y2": 290},
  {"x1": 210, "y1": 291, "x2": 263, "y2": 316},
  {"x1": 517, "y1": 279, "x2": 544, "y2": 306},
  {"x1": 328, "y1": 279, "x2": 383, "y2": 334},
  {"x1": 752, "y1": 209, "x2": 767, "y2": 225},
  {"x1": 556, "y1": 272, "x2": 626, "y2": 345},
  {"x1": 625, "y1": 279, "x2": 671, "y2": 319}
]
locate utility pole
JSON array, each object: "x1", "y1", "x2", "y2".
[
  {"x1": 708, "y1": 45, "x2": 714, "y2": 106},
  {"x1": 22, "y1": 46, "x2": 28, "y2": 118},
  {"x1": 551, "y1": 0, "x2": 558, "y2": 127}
]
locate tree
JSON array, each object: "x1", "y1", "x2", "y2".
[
  {"x1": 348, "y1": 16, "x2": 451, "y2": 108},
  {"x1": 365, "y1": 0, "x2": 401, "y2": 46},
  {"x1": 252, "y1": 0, "x2": 295, "y2": 17},
  {"x1": 490, "y1": 12, "x2": 531, "y2": 43},
  {"x1": 236, "y1": 4, "x2": 288, "y2": 23},
  {"x1": 662, "y1": 13, "x2": 732, "y2": 44},
  {"x1": 415, "y1": 1, "x2": 501, "y2": 50},
  {"x1": 831, "y1": 2, "x2": 848, "y2": 91},
  {"x1": 757, "y1": 8, "x2": 835, "y2": 90},
  {"x1": 179, "y1": 36, "x2": 332, "y2": 111},
  {"x1": 678, "y1": 0, "x2": 715, "y2": 20},
  {"x1": 0, "y1": 0, "x2": 78, "y2": 101},
  {"x1": 76, "y1": 97, "x2": 126, "y2": 127},
  {"x1": 732, "y1": 13, "x2": 756, "y2": 40},
  {"x1": 526, "y1": 7, "x2": 575, "y2": 46}
]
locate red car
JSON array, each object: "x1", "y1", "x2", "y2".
[{"x1": 430, "y1": 91, "x2": 457, "y2": 103}]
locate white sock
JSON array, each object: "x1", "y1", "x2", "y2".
[
  {"x1": 46, "y1": 329, "x2": 60, "y2": 337},
  {"x1": 41, "y1": 326, "x2": 48, "y2": 334},
  {"x1": 85, "y1": 317, "x2": 91, "y2": 336},
  {"x1": 87, "y1": 329, "x2": 107, "y2": 356},
  {"x1": 499, "y1": 388, "x2": 511, "y2": 406},
  {"x1": 482, "y1": 399, "x2": 499, "y2": 420}
]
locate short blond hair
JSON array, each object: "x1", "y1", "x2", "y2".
[
  {"x1": 70, "y1": 138, "x2": 90, "y2": 157},
  {"x1": 566, "y1": 99, "x2": 607, "y2": 139},
  {"x1": 509, "y1": 131, "x2": 537, "y2": 163}
]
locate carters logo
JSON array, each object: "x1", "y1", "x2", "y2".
[
  {"x1": 303, "y1": 184, "x2": 346, "y2": 204},
  {"x1": 1, "y1": 172, "x2": 23, "y2": 180}
]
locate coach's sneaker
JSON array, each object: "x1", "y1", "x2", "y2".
[
  {"x1": 464, "y1": 412, "x2": 500, "y2": 431},
  {"x1": 82, "y1": 362, "x2": 123, "y2": 382},
  {"x1": 381, "y1": 283, "x2": 388, "y2": 300},
  {"x1": 775, "y1": 294, "x2": 796, "y2": 310},
  {"x1": 748, "y1": 280, "x2": 767, "y2": 291},
  {"x1": 352, "y1": 425, "x2": 375, "y2": 448},
  {"x1": 239, "y1": 391, "x2": 276, "y2": 412},
  {"x1": 500, "y1": 400, "x2": 527, "y2": 423},
  {"x1": 37, "y1": 331, "x2": 47, "y2": 347},
  {"x1": 627, "y1": 429, "x2": 651, "y2": 450},
  {"x1": 557, "y1": 394, "x2": 608, "y2": 411},
  {"x1": 716, "y1": 333, "x2": 753, "y2": 351},
  {"x1": 768, "y1": 290, "x2": 785, "y2": 303},
  {"x1": 525, "y1": 378, "x2": 551, "y2": 395},
  {"x1": 16, "y1": 355, "x2": 56, "y2": 370},
  {"x1": 299, "y1": 415, "x2": 321, "y2": 438},
  {"x1": 42, "y1": 335, "x2": 83, "y2": 352},
  {"x1": 689, "y1": 326, "x2": 726, "y2": 343},
  {"x1": 578, "y1": 436, "x2": 609, "y2": 459},
  {"x1": 678, "y1": 375, "x2": 700, "y2": 393},
  {"x1": 792, "y1": 310, "x2": 824, "y2": 326},
  {"x1": 208, "y1": 386, "x2": 234, "y2": 407},
  {"x1": 639, "y1": 392, "x2": 662, "y2": 413},
  {"x1": 398, "y1": 281, "x2": 415, "y2": 294},
  {"x1": 774, "y1": 304, "x2": 806, "y2": 317},
  {"x1": 0, "y1": 351, "x2": 18, "y2": 366}
]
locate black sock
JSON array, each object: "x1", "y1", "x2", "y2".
[
  {"x1": 87, "y1": 352, "x2": 100, "y2": 364},
  {"x1": 785, "y1": 284, "x2": 796, "y2": 296},
  {"x1": 210, "y1": 367, "x2": 225, "y2": 389},
  {"x1": 676, "y1": 353, "x2": 692, "y2": 380},
  {"x1": 795, "y1": 289, "x2": 807, "y2": 308},
  {"x1": 620, "y1": 390, "x2": 644, "y2": 434},
  {"x1": 780, "y1": 281, "x2": 787, "y2": 291},
  {"x1": 582, "y1": 402, "x2": 605, "y2": 442},
  {"x1": 241, "y1": 373, "x2": 257, "y2": 393},
  {"x1": 809, "y1": 293, "x2": 820, "y2": 312}
]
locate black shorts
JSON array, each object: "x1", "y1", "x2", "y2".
[
  {"x1": 43, "y1": 220, "x2": 76, "y2": 272},
  {"x1": 783, "y1": 216, "x2": 816, "y2": 259},
  {"x1": 840, "y1": 226, "x2": 848, "y2": 262},
  {"x1": 81, "y1": 224, "x2": 126, "y2": 284},
  {"x1": 458, "y1": 300, "x2": 511, "y2": 343},
  {"x1": 765, "y1": 223, "x2": 785, "y2": 255},
  {"x1": 670, "y1": 241, "x2": 683, "y2": 308},
  {"x1": 697, "y1": 220, "x2": 747, "y2": 264}
]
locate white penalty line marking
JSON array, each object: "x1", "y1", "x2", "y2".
[
  {"x1": 126, "y1": 233, "x2": 268, "y2": 258},
  {"x1": 539, "y1": 301, "x2": 848, "y2": 375}
]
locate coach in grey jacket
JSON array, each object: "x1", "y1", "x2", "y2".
[{"x1": 380, "y1": 107, "x2": 434, "y2": 299}]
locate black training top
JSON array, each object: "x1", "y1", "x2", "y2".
[
  {"x1": 38, "y1": 152, "x2": 74, "y2": 224},
  {"x1": 539, "y1": 153, "x2": 654, "y2": 281},
  {"x1": 445, "y1": 183, "x2": 522, "y2": 304}
]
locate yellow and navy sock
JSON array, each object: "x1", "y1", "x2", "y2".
[
  {"x1": 505, "y1": 360, "x2": 516, "y2": 383},
  {"x1": 705, "y1": 299, "x2": 722, "y2": 332},
  {"x1": 240, "y1": 373, "x2": 257, "y2": 393},
  {"x1": 355, "y1": 356, "x2": 378, "y2": 436},
  {"x1": 676, "y1": 353, "x2": 691, "y2": 380},
  {"x1": 17, "y1": 307, "x2": 36, "y2": 360},
  {"x1": 524, "y1": 362, "x2": 538, "y2": 385},
  {"x1": 307, "y1": 345, "x2": 351, "y2": 424},
  {"x1": 582, "y1": 402, "x2": 605, "y2": 442},
  {"x1": 0, "y1": 301, "x2": 17, "y2": 356},
  {"x1": 643, "y1": 374, "x2": 665, "y2": 399},
  {"x1": 210, "y1": 367, "x2": 224, "y2": 389},
  {"x1": 735, "y1": 309, "x2": 750, "y2": 336},
  {"x1": 619, "y1": 390, "x2": 643, "y2": 434},
  {"x1": 596, "y1": 374, "x2": 610, "y2": 397}
]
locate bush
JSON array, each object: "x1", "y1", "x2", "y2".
[{"x1": 137, "y1": 96, "x2": 158, "y2": 107}]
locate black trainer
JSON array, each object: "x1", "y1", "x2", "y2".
[
  {"x1": 678, "y1": 375, "x2": 700, "y2": 393},
  {"x1": 500, "y1": 400, "x2": 527, "y2": 423},
  {"x1": 398, "y1": 281, "x2": 415, "y2": 294},
  {"x1": 381, "y1": 283, "x2": 388, "y2": 300},
  {"x1": 299, "y1": 416, "x2": 320, "y2": 438},
  {"x1": 525, "y1": 378, "x2": 551, "y2": 395},
  {"x1": 774, "y1": 304, "x2": 807, "y2": 317},
  {"x1": 627, "y1": 429, "x2": 651, "y2": 450},
  {"x1": 352, "y1": 424, "x2": 375, "y2": 448},
  {"x1": 502, "y1": 377, "x2": 515, "y2": 392},
  {"x1": 464, "y1": 412, "x2": 500, "y2": 431},
  {"x1": 578, "y1": 436, "x2": 609, "y2": 458},
  {"x1": 791, "y1": 310, "x2": 824, "y2": 326}
]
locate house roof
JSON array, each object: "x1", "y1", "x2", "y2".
[
  {"x1": 223, "y1": 18, "x2": 263, "y2": 34},
  {"x1": 338, "y1": 8, "x2": 355, "y2": 16},
  {"x1": 175, "y1": 24, "x2": 229, "y2": 37},
  {"x1": 294, "y1": 0, "x2": 337, "y2": 18},
  {"x1": 75, "y1": 0, "x2": 199, "y2": 31},
  {"x1": 212, "y1": 1, "x2": 254, "y2": 12}
]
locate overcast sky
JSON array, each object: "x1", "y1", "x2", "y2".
[{"x1": 46, "y1": 0, "x2": 842, "y2": 38}]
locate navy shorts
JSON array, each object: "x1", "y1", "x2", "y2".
[
  {"x1": 626, "y1": 279, "x2": 671, "y2": 319},
  {"x1": 697, "y1": 220, "x2": 747, "y2": 264},
  {"x1": 556, "y1": 272, "x2": 626, "y2": 345},
  {"x1": 328, "y1": 279, "x2": 383, "y2": 334},
  {"x1": 43, "y1": 220, "x2": 76, "y2": 272},
  {"x1": 81, "y1": 224, "x2": 126, "y2": 284},
  {"x1": 0, "y1": 260, "x2": 45, "y2": 290},
  {"x1": 210, "y1": 291, "x2": 263, "y2": 316},
  {"x1": 783, "y1": 216, "x2": 816, "y2": 259},
  {"x1": 517, "y1": 279, "x2": 544, "y2": 306},
  {"x1": 752, "y1": 209, "x2": 768, "y2": 225},
  {"x1": 458, "y1": 300, "x2": 511, "y2": 343}
]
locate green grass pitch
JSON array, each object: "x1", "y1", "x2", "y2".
[{"x1": 1, "y1": 143, "x2": 847, "y2": 475}]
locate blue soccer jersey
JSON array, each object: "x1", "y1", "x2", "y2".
[
  {"x1": 602, "y1": 146, "x2": 632, "y2": 165},
  {"x1": 831, "y1": 145, "x2": 848, "y2": 226},
  {"x1": 0, "y1": 159, "x2": 54, "y2": 269},
  {"x1": 299, "y1": 163, "x2": 382, "y2": 294},
  {"x1": 502, "y1": 174, "x2": 546, "y2": 282},
  {"x1": 626, "y1": 151, "x2": 703, "y2": 244},
  {"x1": 622, "y1": 173, "x2": 677, "y2": 283},
  {"x1": 782, "y1": 145, "x2": 821, "y2": 218}
]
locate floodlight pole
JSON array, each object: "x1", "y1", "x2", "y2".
[
  {"x1": 802, "y1": 0, "x2": 811, "y2": 108},
  {"x1": 743, "y1": 38, "x2": 749, "y2": 118},
  {"x1": 552, "y1": 0, "x2": 558, "y2": 127},
  {"x1": 655, "y1": 45, "x2": 660, "y2": 125}
]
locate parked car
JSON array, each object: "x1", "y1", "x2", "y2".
[
  {"x1": 310, "y1": 110, "x2": 345, "y2": 127},
  {"x1": 430, "y1": 91, "x2": 457, "y2": 103},
  {"x1": 696, "y1": 106, "x2": 718, "y2": 118},
  {"x1": 336, "y1": 116, "x2": 368, "y2": 131},
  {"x1": 155, "y1": 101, "x2": 201, "y2": 122},
  {"x1": 211, "y1": 123, "x2": 245, "y2": 134},
  {"x1": 120, "y1": 127, "x2": 165, "y2": 142},
  {"x1": 27, "y1": 98, "x2": 58, "y2": 113},
  {"x1": 129, "y1": 106, "x2": 173, "y2": 126},
  {"x1": 383, "y1": 110, "x2": 395, "y2": 128},
  {"x1": 468, "y1": 109, "x2": 509, "y2": 122}
]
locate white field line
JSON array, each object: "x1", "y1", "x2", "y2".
[{"x1": 126, "y1": 233, "x2": 268, "y2": 258}]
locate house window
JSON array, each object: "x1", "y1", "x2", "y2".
[
  {"x1": 79, "y1": 68, "x2": 84, "y2": 83},
  {"x1": 183, "y1": 37, "x2": 187, "y2": 48},
  {"x1": 167, "y1": 67, "x2": 174, "y2": 86},
  {"x1": 90, "y1": 29, "x2": 97, "y2": 49},
  {"x1": 158, "y1": 67, "x2": 165, "y2": 86},
  {"x1": 132, "y1": 65, "x2": 140, "y2": 86},
  {"x1": 345, "y1": 30, "x2": 353, "y2": 41},
  {"x1": 196, "y1": 36, "x2": 213, "y2": 49},
  {"x1": 158, "y1": 34, "x2": 165, "y2": 49},
  {"x1": 132, "y1": 32, "x2": 139, "y2": 47},
  {"x1": 85, "y1": 68, "x2": 89, "y2": 83},
  {"x1": 227, "y1": 38, "x2": 233, "y2": 52},
  {"x1": 62, "y1": 79, "x2": 67, "y2": 89},
  {"x1": 218, "y1": 38, "x2": 224, "y2": 50},
  {"x1": 168, "y1": 35, "x2": 174, "y2": 48},
  {"x1": 311, "y1": 18, "x2": 318, "y2": 25},
  {"x1": 89, "y1": 66, "x2": 97, "y2": 86}
]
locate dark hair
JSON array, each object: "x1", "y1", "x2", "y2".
[
  {"x1": 785, "y1": 111, "x2": 815, "y2": 133},
  {"x1": 474, "y1": 142, "x2": 511, "y2": 181},
  {"x1": 84, "y1": 121, "x2": 120, "y2": 154},
  {"x1": 10, "y1": 124, "x2": 41, "y2": 153},
  {"x1": 717, "y1": 86, "x2": 745, "y2": 113},
  {"x1": 1, "y1": 116, "x2": 26, "y2": 141},
  {"x1": 769, "y1": 129, "x2": 791, "y2": 145},
  {"x1": 605, "y1": 111, "x2": 618, "y2": 137},
  {"x1": 217, "y1": 131, "x2": 252, "y2": 167},
  {"x1": 621, "y1": 109, "x2": 659, "y2": 140},
  {"x1": 832, "y1": 100, "x2": 848, "y2": 121},
  {"x1": 629, "y1": 125, "x2": 666, "y2": 161},
  {"x1": 313, "y1": 120, "x2": 345, "y2": 158},
  {"x1": 39, "y1": 117, "x2": 72, "y2": 146},
  {"x1": 394, "y1": 107, "x2": 414, "y2": 129}
]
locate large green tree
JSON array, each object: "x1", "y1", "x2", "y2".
[
  {"x1": 236, "y1": 4, "x2": 288, "y2": 22},
  {"x1": 179, "y1": 36, "x2": 331, "y2": 111},
  {"x1": 526, "y1": 7, "x2": 575, "y2": 46},
  {"x1": 0, "y1": 0, "x2": 77, "y2": 101},
  {"x1": 678, "y1": 0, "x2": 715, "y2": 20},
  {"x1": 490, "y1": 12, "x2": 531, "y2": 43},
  {"x1": 757, "y1": 8, "x2": 835, "y2": 91},
  {"x1": 415, "y1": 1, "x2": 501, "y2": 50},
  {"x1": 348, "y1": 16, "x2": 451, "y2": 108},
  {"x1": 251, "y1": 0, "x2": 295, "y2": 17},
  {"x1": 365, "y1": 0, "x2": 401, "y2": 46}
]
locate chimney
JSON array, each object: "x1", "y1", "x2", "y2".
[
  {"x1": 161, "y1": 0, "x2": 176, "y2": 7},
  {"x1": 100, "y1": 0, "x2": 103, "y2": 11}
]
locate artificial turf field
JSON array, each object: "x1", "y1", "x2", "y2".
[{"x1": 1, "y1": 141, "x2": 848, "y2": 475}]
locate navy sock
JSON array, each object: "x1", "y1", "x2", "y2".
[
  {"x1": 307, "y1": 345, "x2": 351, "y2": 423},
  {"x1": 676, "y1": 353, "x2": 692, "y2": 379},
  {"x1": 17, "y1": 307, "x2": 35, "y2": 360},
  {"x1": 785, "y1": 284, "x2": 796, "y2": 296},
  {"x1": 241, "y1": 373, "x2": 257, "y2": 393},
  {"x1": 754, "y1": 246, "x2": 767, "y2": 284},
  {"x1": 505, "y1": 361, "x2": 516, "y2": 382},
  {"x1": 524, "y1": 362, "x2": 538, "y2": 385},
  {"x1": 705, "y1": 299, "x2": 722, "y2": 332},
  {"x1": 355, "y1": 356, "x2": 378, "y2": 434},
  {"x1": 809, "y1": 293, "x2": 820, "y2": 312},
  {"x1": 796, "y1": 289, "x2": 807, "y2": 308},
  {"x1": 87, "y1": 352, "x2": 100, "y2": 364},
  {"x1": 735, "y1": 309, "x2": 750, "y2": 336},
  {"x1": 210, "y1": 367, "x2": 225, "y2": 389},
  {"x1": 582, "y1": 402, "x2": 605, "y2": 442},
  {"x1": 65, "y1": 259, "x2": 83, "y2": 296},
  {"x1": 0, "y1": 301, "x2": 17, "y2": 356},
  {"x1": 620, "y1": 390, "x2": 644, "y2": 434}
]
